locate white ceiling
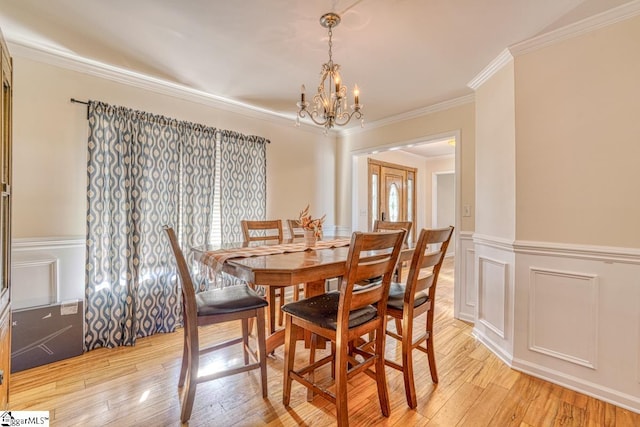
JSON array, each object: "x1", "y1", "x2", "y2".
[{"x1": 0, "y1": 0, "x2": 634, "y2": 129}]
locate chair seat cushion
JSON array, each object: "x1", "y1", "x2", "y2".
[
  {"x1": 196, "y1": 284, "x2": 268, "y2": 316},
  {"x1": 282, "y1": 292, "x2": 377, "y2": 330},
  {"x1": 386, "y1": 282, "x2": 429, "y2": 311}
]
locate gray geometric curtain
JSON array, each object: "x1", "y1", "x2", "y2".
[
  {"x1": 219, "y1": 130, "x2": 268, "y2": 243},
  {"x1": 85, "y1": 101, "x2": 216, "y2": 350}
]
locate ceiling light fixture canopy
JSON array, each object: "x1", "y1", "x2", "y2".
[{"x1": 296, "y1": 12, "x2": 363, "y2": 132}]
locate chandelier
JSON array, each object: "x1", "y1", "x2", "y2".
[{"x1": 296, "y1": 12, "x2": 363, "y2": 131}]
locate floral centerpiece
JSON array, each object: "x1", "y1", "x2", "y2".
[{"x1": 299, "y1": 205, "x2": 325, "y2": 239}]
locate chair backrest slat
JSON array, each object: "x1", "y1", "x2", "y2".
[{"x1": 241, "y1": 219, "x2": 283, "y2": 243}]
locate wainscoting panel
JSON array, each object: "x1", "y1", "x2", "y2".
[
  {"x1": 12, "y1": 237, "x2": 86, "y2": 308},
  {"x1": 11, "y1": 256, "x2": 58, "y2": 310},
  {"x1": 477, "y1": 256, "x2": 508, "y2": 338},
  {"x1": 513, "y1": 241, "x2": 640, "y2": 413},
  {"x1": 528, "y1": 267, "x2": 598, "y2": 369},
  {"x1": 454, "y1": 231, "x2": 475, "y2": 322}
]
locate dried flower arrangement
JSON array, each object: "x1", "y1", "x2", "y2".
[{"x1": 298, "y1": 205, "x2": 325, "y2": 238}]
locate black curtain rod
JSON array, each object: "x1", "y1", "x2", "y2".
[
  {"x1": 70, "y1": 98, "x2": 90, "y2": 119},
  {"x1": 70, "y1": 98, "x2": 89, "y2": 105}
]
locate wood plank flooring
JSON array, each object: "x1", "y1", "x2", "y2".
[{"x1": 9, "y1": 258, "x2": 640, "y2": 426}]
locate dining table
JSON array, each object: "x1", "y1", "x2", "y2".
[{"x1": 192, "y1": 235, "x2": 414, "y2": 354}]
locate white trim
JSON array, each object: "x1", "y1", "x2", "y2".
[
  {"x1": 13, "y1": 236, "x2": 85, "y2": 251},
  {"x1": 514, "y1": 239, "x2": 640, "y2": 264},
  {"x1": 473, "y1": 328, "x2": 513, "y2": 366},
  {"x1": 349, "y1": 131, "x2": 460, "y2": 157},
  {"x1": 472, "y1": 233, "x2": 515, "y2": 251},
  {"x1": 6, "y1": 39, "x2": 328, "y2": 135},
  {"x1": 339, "y1": 95, "x2": 474, "y2": 137},
  {"x1": 512, "y1": 357, "x2": 640, "y2": 414},
  {"x1": 510, "y1": 0, "x2": 640, "y2": 56},
  {"x1": 467, "y1": 49, "x2": 513, "y2": 90}
]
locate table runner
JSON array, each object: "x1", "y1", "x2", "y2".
[{"x1": 200, "y1": 238, "x2": 352, "y2": 272}]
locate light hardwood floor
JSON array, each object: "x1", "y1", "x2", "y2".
[{"x1": 9, "y1": 258, "x2": 640, "y2": 426}]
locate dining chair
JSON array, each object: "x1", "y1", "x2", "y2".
[
  {"x1": 163, "y1": 226, "x2": 268, "y2": 423},
  {"x1": 240, "y1": 219, "x2": 285, "y2": 333},
  {"x1": 241, "y1": 219, "x2": 283, "y2": 242},
  {"x1": 286, "y1": 218, "x2": 305, "y2": 239},
  {"x1": 373, "y1": 219, "x2": 413, "y2": 243},
  {"x1": 373, "y1": 219, "x2": 413, "y2": 282},
  {"x1": 384, "y1": 226, "x2": 454, "y2": 408},
  {"x1": 285, "y1": 219, "x2": 306, "y2": 305},
  {"x1": 282, "y1": 229, "x2": 406, "y2": 427}
]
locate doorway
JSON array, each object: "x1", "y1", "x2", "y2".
[
  {"x1": 433, "y1": 171, "x2": 455, "y2": 256},
  {"x1": 368, "y1": 159, "x2": 416, "y2": 242}
]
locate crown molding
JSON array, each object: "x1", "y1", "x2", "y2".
[
  {"x1": 6, "y1": 36, "x2": 475, "y2": 138},
  {"x1": 6, "y1": 38, "x2": 331, "y2": 135},
  {"x1": 339, "y1": 94, "x2": 475, "y2": 137},
  {"x1": 510, "y1": 0, "x2": 640, "y2": 56},
  {"x1": 467, "y1": 49, "x2": 513, "y2": 90},
  {"x1": 468, "y1": 1, "x2": 640, "y2": 90}
]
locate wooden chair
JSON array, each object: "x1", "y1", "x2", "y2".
[
  {"x1": 282, "y1": 230, "x2": 406, "y2": 427},
  {"x1": 240, "y1": 219, "x2": 285, "y2": 333},
  {"x1": 241, "y1": 219, "x2": 283, "y2": 242},
  {"x1": 373, "y1": 220, "x2": 413, "y2": 281},
  {"x1": 286, "y1": 219, "x2": 306, "y2": 303},
  {"x1": 163, "y1": 226, "x2": 268, "y2": 423},
  {"x1": 286, "y1": 218, "x2": 305, "y2": 239},
  {"x1": 373, "y1": 219, "x2": 413, "y2": 243},
  {"x1": 384, "y1": 226, "x2": 454, "y2": 408}
]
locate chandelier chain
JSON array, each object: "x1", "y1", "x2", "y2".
[{"x1": 328, "y1": 26, "x2": 333, "y2": 63}]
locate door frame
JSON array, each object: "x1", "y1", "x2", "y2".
[{"x1": 367, "y1": 158, "x2": 417, "y2": 241}]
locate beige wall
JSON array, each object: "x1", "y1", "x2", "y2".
[
  {"x1": 11, "y1": 56, "x2": 335, "y2": 238},
  {"x1": 337, "y1": 102, "x2": 475, "y2": 232},
  {"x1": 475, "y1": 61, "x2": 517, "y2": 240},
  {"x1": 514, "y1": 15, "x2": 640, "y2": 248}
]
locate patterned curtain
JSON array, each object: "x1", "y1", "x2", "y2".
[
  {"x1": 85, "y1": 101, "x2": 216, "y2": 350},
  {"x1": 219, "y1": 130, "x2": 268, "y2": 243}
]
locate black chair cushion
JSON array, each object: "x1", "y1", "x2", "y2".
[
  {"x1": 196, "y1": 284, "x2": 268, "y2": 316},
  {"x1": 282, "y1": 292, "x2": 377, "y2": 330},
  {"x1": 386, "y1": 282, "x2": 429, "y2": 311}
]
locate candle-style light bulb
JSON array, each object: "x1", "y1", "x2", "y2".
[
  {"x1": 301, "y1": 84, "x2": 306, "y2": 103},
  {"x1": 353, "y1": 84, "x2": 360, "y2": 105},
  {"x1": 335, "y1": 74, "x2": 341, "y2": 93}
]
